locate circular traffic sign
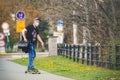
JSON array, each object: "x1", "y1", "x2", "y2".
[
  {"x1": 16, "y1": 11, "x2": 25, "y2": 20},
  {"x1": 57, "y1": 20, "x2": 63, "y2": 26},
  {"x1": 0, "y1": 33, "x2": 4, "y2": 40},
  {"x1": 1, "y1": 22, "x2": 9, "y2": 30},
  {"x1": 0, "y1": 40, "x2": 5, "y2": 47}
]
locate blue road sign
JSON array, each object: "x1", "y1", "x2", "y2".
[
  {"x1": 16, "y1": 11, "x2": 25, "y2": 20},
  {"x1": 57, "y1": 20, "x2": 63, "y2": 26}
]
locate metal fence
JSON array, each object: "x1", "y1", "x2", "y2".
[{"x1": 57, "y1": 44, "x2": 120, "y2": 70}]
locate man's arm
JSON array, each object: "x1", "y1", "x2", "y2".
[
  {"x1": 37, "y1": 35, "x2": 44, "y2": 48},
  {"x1": 22, "y1": 28, "x2": 27, "y2": 42}
]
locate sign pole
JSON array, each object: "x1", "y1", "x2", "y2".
[
  {"x1": 16, "y1": 11, "x2": 25, "y2": 57},
  {"x1": 1, "y1": 22, "x2": 10, "y2": 53},
  {"x1": 6, "y1": 33, "x2": 10, "y2": 51},
  {"x1": 0, "y1": 33, "x2": 5, "y2": 54},
  {"x1": 57, "y1": 20, "x2": 64, "y2": 43}
]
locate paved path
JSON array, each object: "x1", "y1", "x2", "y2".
[{"x1": 0, "y1": 58, "x2": 74, "y2": 80}]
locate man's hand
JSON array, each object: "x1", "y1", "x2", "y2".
[
  {"x1": 37, "y1": 35, "x2": 45, "y2": 49},
  {"x1": 41, "y1": 42, "x2": 45, "y2": 49},
  {"x1": 24, "y1": 38, "x2": 27, "y2": 42}
]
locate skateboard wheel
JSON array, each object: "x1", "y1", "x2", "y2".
[{"x1": 25, "y1": 71, "x2": 27, "y2": 73}]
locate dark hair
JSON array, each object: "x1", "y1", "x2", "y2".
[{"x1": 34, "y1": 17, "x2": 41, "y2": 21}]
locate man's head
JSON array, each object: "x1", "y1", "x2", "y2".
[{"x1": 33, "y1": 17, "x2": 41, "y2": 27}]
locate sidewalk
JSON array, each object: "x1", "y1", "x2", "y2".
[
  {"x1": 0, "y1": 58, "x2": 74, "y2": 80},
  {"x1": 0, "y1": 52, "x2": 49, "y2": 59}
]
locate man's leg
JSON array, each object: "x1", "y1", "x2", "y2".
[
  {"x1": 31, "y1": 44, "x2": 36, "y2": 69},
  {"x1": 33, "y1": 48, "x2": 36, "y2": 61},
  {"x1": 28, "y1": 43, "x2": 34, "y2": 70}
]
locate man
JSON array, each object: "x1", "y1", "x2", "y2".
[{"x1": 22, "y1": 17, "x2": 44, "y2": 73}]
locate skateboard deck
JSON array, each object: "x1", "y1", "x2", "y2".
[{"x1": 25, "y1": 69, "x2": 40, "y2": 74}]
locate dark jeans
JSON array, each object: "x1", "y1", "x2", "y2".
[{"x1": 28, "y1": 43, "x2": 36, "y2": 70}]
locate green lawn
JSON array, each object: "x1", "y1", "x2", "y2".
[{"x1": 12, "y1": 56, "x2": 120, "y2": 80}]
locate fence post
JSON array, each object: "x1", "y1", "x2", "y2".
[
  {"x1": 60, "y1": 44, "x2": 63, "y2": 55},
  {"x1": 108, "y1": 46, "x2": 112, "y2": 69},
  {"x1": 77, "y1": 45, "x2": 80, "y2": 62},
  {"x1": 87, "y1": 45, "x2": 90, "y2": 65},
  {"x1": 73, "y1": 45, "x2": 76, "y2": 62},
  {"x1": 95, "y1": 46, "x2": 99, "y2": 66},
  {"x1": 66, "y1": 44, "x2": 68, "y2": 57},
  {"x1": 115, "y1": 45, "x2": 120, "y2": 70},
  {"x1": 96, "y1": 54, "x2": 99, "y2": 66},
  {"x1": 64, "y1": 44, "x2": 66, "y2": 57},
  {"x1": 63, "y1": 44, "x2": 65, "y2": 57},
  {"x1": 57, "y1": 44, "x2": 59, "y2": 55},
  {"x1": 111, "y1": 45, "x2": 116, "y2": 69},
  {"x1": 69, "y1": 44, "x2": 72, "y2": 59},
  {"x1": 82, "y1": 46, "x2": 85, "y2": 64},
  {"x1": 91, "y1": 45, "x2": 94, "y2": 65},
  {"x1": 61, "y1": 44, "x2": 63, "y2": 56}
]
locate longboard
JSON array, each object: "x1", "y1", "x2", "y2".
[{"x1": 25, "y1": 70, "x2": 40, "y2": 74}]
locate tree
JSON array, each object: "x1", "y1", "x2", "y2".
[
  {"x1": 0, "y1": 0, "x2": 119, "y2": 51},
  {"x1": 40, "y1": 0, "x2": 120, "y2": 45},
  {"x1": 0, "y1": 0, "x2": 49, "y2": 50}
]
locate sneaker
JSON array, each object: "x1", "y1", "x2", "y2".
[{"x1": 32, "y1": 68, "x2": 38, "y2": 72}]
